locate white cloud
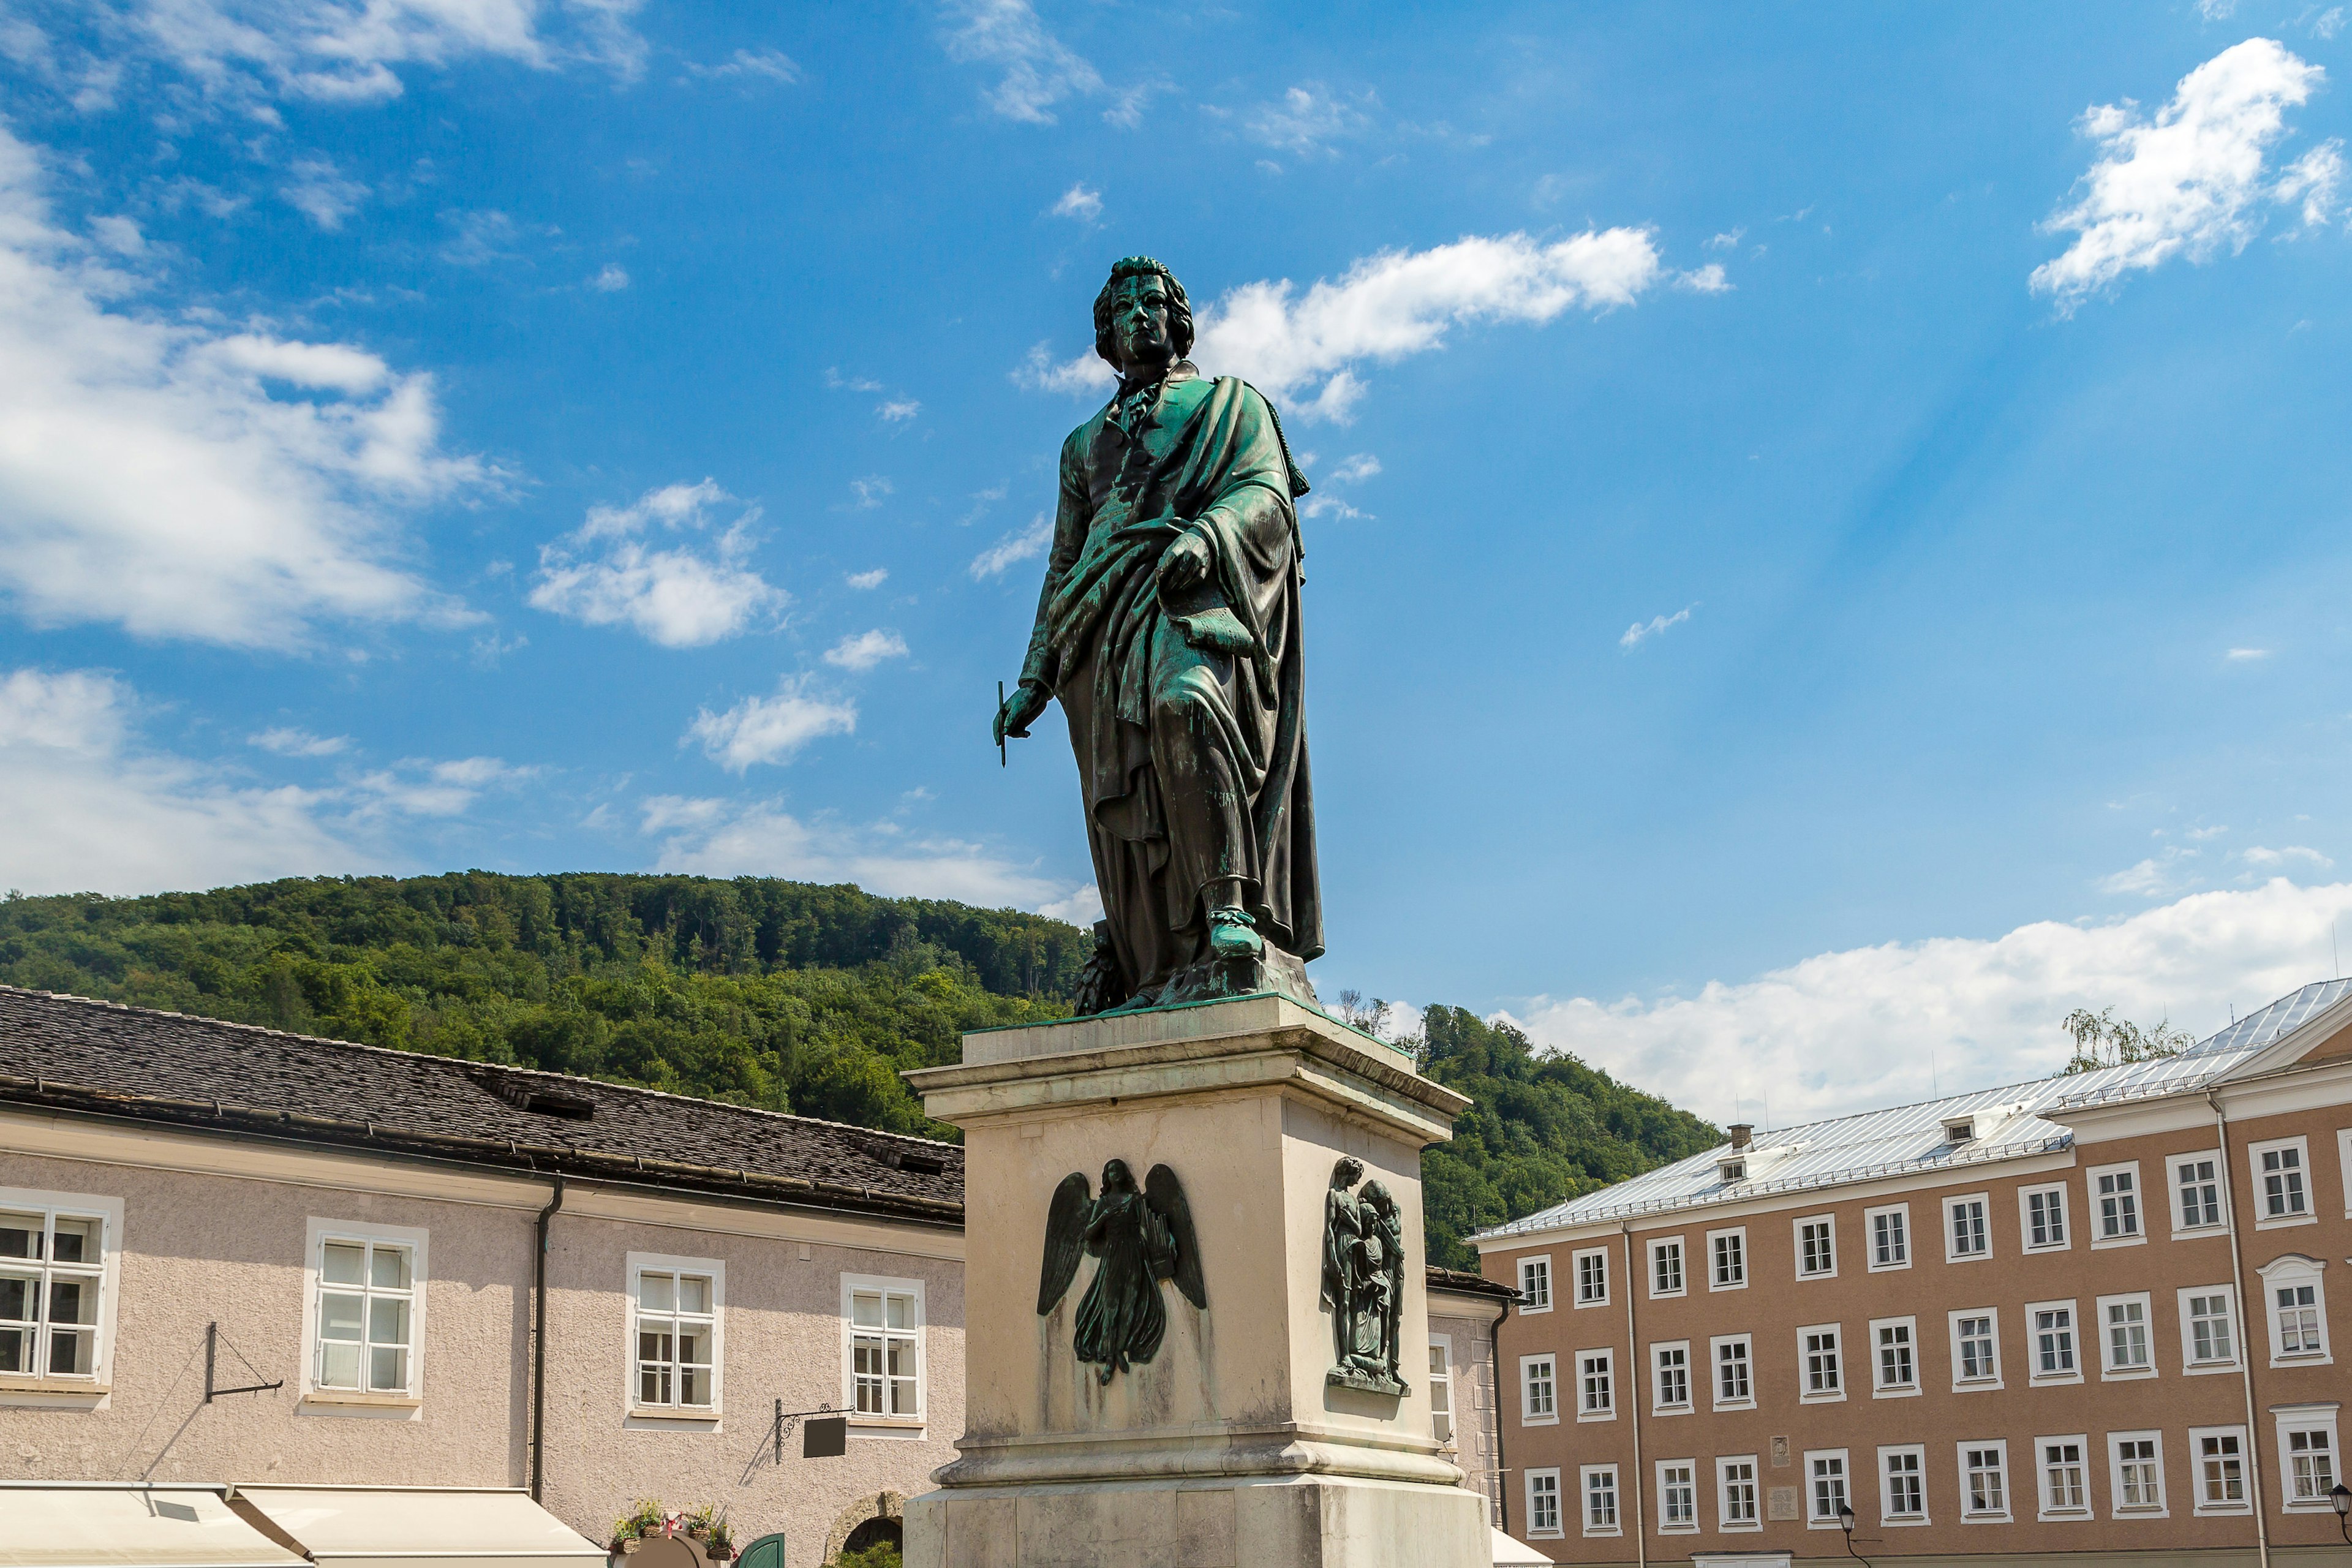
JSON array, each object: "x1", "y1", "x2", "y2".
[
  {"x1": 2100, "y1": 853, "x2": 2190, "y2": 897},
  {"x1": 970, "y1": 514, "x2": 1052, "y2": 579},
  {"x1": 2273, "y1": 140, "x2": 2345, "y2": 227},
  {"x1": 122, "y1": 0, "x2": 646, "y2": 105},
  {"x1": 940, "y1": 0, "x2": 1102, "y2": 124},
  {"x1": 281, "y1": 156, "x2": 368, "y2": 228},
  {"x1": 2317, "y1": 7, "x2": 2345, "y2": 40},
  {"x1": 2226, "y1": 646, "x2": 2272, "y2": 660},
  {"x1": 849, "y1": 475, "x2": 893, "y2": 509},
  {"x1": 1012, "y1": 340, "x2": 1116, "y2": 396},
  {"x1": 527, "y1": 479, "x2": 785, "y2": 647},
  {"x1": 1326, "y1": 452, "x2": 1381, "y2": 484},
  {"x1": 1675, "y1": 262, "x2": 1732, "y2": 293},
  {"x1": 825, "y1": 368, "x2": 883, "y2": 393},
  {"x1": 2032, "y1": 39, "x2": 2337, "y2": 309},
  {"x1": 0, "y1": 667, "x2": 363, "y2": 894},
  {"x1": 1620, "y1": 603, "x2": 1695, "y2": 649},
  {"x1": 684, "y1": 46, "x2": 797, "y2": 84},
  {"x1": 1050, "y1": 181, "x2": 1102, "y2": 220},
  {"x1": 440, "y1": 208, "x2": 522, "y2": 266},
  {"x1": 1705, "y1": 228, "x2": 1744, "y2": 251},
  {"x1": 2244, "y1": 844, "x2": 2334, "y2": 869},
  {"x1": 1036, "y1": 882, "x2": 1104, "y2": 925},
  {"x1": 250, "y1": 725, "x2": 348, "y2": 756},
  {"x1": 2199, "y1": 0, "x2": 2238, "y2": 18},
  {"x1": 685, "y1": 677, "x2": 856, "y2": 771},
  {"x1": 1189, "y1": 229, "x2": 1667, "y2": 423},
  {"x1": 1246, "y1": 83, "x2": 1375, "y2": 157},
  {"x1": 876, "y1": 399, "x2": 921, "y2": 422},
  {"x1": 823, "y1": 629, "x2": 908, "y2": 671},
  {"x1": 1504, "y1": 876, "x2": 2352, "y2": 1126},
  {"x1": 845, "y1": 568, "x2": 888, "y2": 590},
  {"x1": 589, "y1": 262, "x2": 629, "y2": 292},
  {"x1": 349, "y1": 753, "x2": 532, "y2": 816},
  {"x1": 0, "y1": 124, "x2": 484, "y2": 648},
  {"x1": 646, "y1": 794, "x2": 1071, "y2": 908}
]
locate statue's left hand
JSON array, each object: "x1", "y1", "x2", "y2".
[{"x1": 1156, "y1": 530, "x2": 1213, "y2": 592}]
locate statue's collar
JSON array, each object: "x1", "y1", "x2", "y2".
[{"x1": 1116, "y1": 360, "x2": 1199, "y2": 399}]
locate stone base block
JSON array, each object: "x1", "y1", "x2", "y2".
[{"x1": 903, "y1": 1473, "x2": 1487, "y2": 1568}]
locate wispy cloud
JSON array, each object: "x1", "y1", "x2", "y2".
[
  {"x1": 1675, "y1": 262, "x2": 1732, "y2": 293},
  {"x1": 1619, "y1": 603, "x2": 1695, "y2": 649},
  {"x1": 645, "y1": 794, "x2": 1073, "y2": 908},
  {"x1": 1245, "y1": 83, "x2": 1376, "y2": 157},
  {"x1": 1012, "y1": 341, "x2": 1115, "y2": 397},
  {"x1": 250, "y1": 726, "x2": 349, "y2": 758},
  {"x1": 527, "y1": 480, "x2": 785, "y2": 647},
  {"x1": 845, "y1": 568, "x2": 888, "y2": 590},
  {"x1": 685, "y1": 677, "x2": 857, "y2": 770},
  {"x1": 683, "y1": 47, "x2": 798, "y2": 85},
  {"x1": 2244, "y1": 843, "x2": 2334, "y2": 869},
  {"x1": 2032, "y1": 38, "x2": 2341, "y2": 310},
  {"x1": 849, "y1": 475, "x2": 894, "y2": 509},
  {"x1": 877, "y1": 399, "x2": 921, "y2": 422},
  {"x1": 1050, "y1": 181, "x2": 1102, "y2": 220},
  {"x1": 940, "y1": 0, "x2": 1103, "y2": 124},
  {"x1": 970, "y1": 514, "x2": 1052, "y2": 579},
  {"x1": 2226, "y1": 646, "x2": 2272, "y2": 661},
  {"x1": 823, "y1": 629, "x2": 909, "y2": 671},
  {"x1": 589, "y1": 263, "x2": 630, "y2": 292},
  {"x1": 1326, "y1": 453, "x2": 1381, "y2": 484},
  {"x1": 281, "y1": 156, "x2": 367, "y2": 229}
]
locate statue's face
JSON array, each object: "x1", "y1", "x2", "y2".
[
  {"x1": 1107, "y1": 273, "x2": 1177, "y2": 372},
  {"x1": 1102, "y1": 1158, "x2": 1132, "y2": 1191}
]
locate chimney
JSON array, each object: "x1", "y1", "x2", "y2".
[{"x1": 1727, "y1": 1123, "x2": 1754, "y2": 1150}]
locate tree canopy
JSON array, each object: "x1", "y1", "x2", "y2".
[{"x1": 0, "y1": 873, "x2": 1713, "y2": 1257}]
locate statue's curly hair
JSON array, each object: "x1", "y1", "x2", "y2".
[{"x1": 1093, "y1": 255, "x2": 1194, "y2": 368}]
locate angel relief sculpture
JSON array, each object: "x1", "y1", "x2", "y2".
[{"x1": 1036, "y1": 1159, "x2": 1207, "y2": 1384}]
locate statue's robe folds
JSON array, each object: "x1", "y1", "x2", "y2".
[{"x1": 1020, "y1": 361, "x2": 1322, "y2": 1004}]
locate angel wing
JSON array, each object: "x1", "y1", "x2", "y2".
[
  {"x1": 1036, "y1": 1171, "x2": 1092, "y2": 1315},
  {"x1": 1144, "y1": 1164, "x2": 1207, "y2": 1310}
]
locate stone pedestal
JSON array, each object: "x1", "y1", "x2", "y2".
[{"x1": 902, "y1": 995, "x2": 1488, "y2": 1568}]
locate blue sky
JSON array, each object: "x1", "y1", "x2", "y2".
[{"x1": 4, "y1": 0, "x2": 2351, "y2": 1120}]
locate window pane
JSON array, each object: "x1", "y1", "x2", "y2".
[
  {"x1": 852, "y1": 1291, "x2": 882, "y2": 1328},
  {"x1": 639, "y1": 1366, "x2": 665, "y2": 1404},
  {"x1": 677, "y1": 1275, "x2": 711, "y2": 1315},
  {"x1": 322, "y1": 1243, "x2": 364, "y2": 1285},
  {"x1": 679, "y1": 1366, "x2": 708, "y2": 1406},
  {"x1": 319, "y1": 1292, "x2": 363, "y2": 1341},
  {"x1": 369, "y1": 1246, "x2": 408, "y2": 1291},
  {"x1": 639, "y1": 1327, "x2": 673, "y2": 1363},
  {"x1": 886, "y1": 1292, "x2": 913, "y2": 1331},
  {"x1": 48, "y1": 1278, "x2": 96, "y2": 1327},
  {"x1": 320, "y1": 1340, "x2": 361, "y2": 1389},
  {"x1": 639, "y1": 1272, "x2": 676, "y2": 1313},
  {"x1": 0, "y1": 1272, "x2": 33, "y2": 1325},
  {"x1": 46, "y1": 1325, "x2": 94, "y2": 1376},
  {"x1": 0, "y1": 1212, "x2": 42, "y2": 1260},
  {"x1": 677, "y1": 1325, "x2": 710, "y2": 1368},
  {"x1": 51, "y1": 1216, "x2": 98, "y2": 1265},
  {"x1": 368, "y1": 1344, "x2": 406, "y2": 1392},
  {"x1": 0, "y1": 1325, "x2": 24, "y2": 1373},
  {"x1": 368, "y1": 1296, "x2": 408, "y2": 1349}
]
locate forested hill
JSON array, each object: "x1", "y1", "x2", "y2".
[{"x1": 0, "y1": 873, "x2": 1713, "y2": 1260}]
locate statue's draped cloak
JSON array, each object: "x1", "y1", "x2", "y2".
[
  {"x1": 1020, "y1": 362, "x2": 1322, "y2": 997},
  {"x1": 1072, "y1": 1188, "x2": 1171, "y2": 1372}
]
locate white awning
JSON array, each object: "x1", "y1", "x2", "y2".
[
  {"x1": 0, "y1": 1484, "x2": 309, "y2": 1568},
  {"x1": 1490, "y1": 1525, "x2": 1555, "y2": 1567},
  {"x1": 227, "y1": 1487, "x2": 606, "y2": 1568}
]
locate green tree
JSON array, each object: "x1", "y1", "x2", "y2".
[{"x1": 2059, "y1": 1006, "x2": 2195, "y2": 1075}]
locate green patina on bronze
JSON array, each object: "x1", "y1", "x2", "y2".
[
  {"x1": 995, "y1": 257, "x2": 1322, "y2": 1016},
  {"x1": 1035, "y1": 1159, "x2": 1207, "y2": 1384}
]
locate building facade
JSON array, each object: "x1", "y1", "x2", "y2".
[
  {"x1": 1429, "y1": 1264, "x2": 1520, "y2": 1531},
  {"x1": 1479, "y1": 979, "x2": 2352, "y2": 1566}
]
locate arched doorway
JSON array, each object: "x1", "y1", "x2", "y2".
[{"x1": 820, "y1": 1493, "x2": 903, "y2": 1566}]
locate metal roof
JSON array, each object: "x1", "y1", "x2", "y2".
[{"x1": 1473, "y1": 978, "x2": 2349, "y2": 1243}]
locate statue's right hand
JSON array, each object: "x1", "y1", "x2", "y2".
[{"x1": 995, "y1": 680, "x2": 1051, "y2": 745}]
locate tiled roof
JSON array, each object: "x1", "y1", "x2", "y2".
[
  {"x1": 1474, "y1": 979, "x2": 2348, "y2": 1243},
  {"x1": 1425, "y1": 1264, "x2": 1521, "y2": 1302},
  {"x1": 0, "y1": 985, "x2": 962, "y2": 1224}
]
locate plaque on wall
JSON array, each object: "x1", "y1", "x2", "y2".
[{"x1": 1767, "y1": 1487, "x2": 1801, "y2": 1521}]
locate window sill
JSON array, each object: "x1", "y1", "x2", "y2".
[
  {"x1": 2090, "y1": 1235, "x2": 2147, "y2": 1250},
  {"x1": 2100, "y1": 1367, "x2": 2157, "y2": 1382},
  {"x1": 2113, "y1": 1507, "x2": 2169, "y2": 1520},
  {"x1": 1798, "y1": 1392, "x2": 1847, "y2": 1404},
  {"x1": 2030, "y1": 1373, "x2": 2086, "y2": 1387},
  {"x1": 2283, "y1": 1499, "x2": 2345, "y2": 1512},
  {"x1": 0, "y1": 1375, "x2": 110, "y2": 1396},
  {"x1": 848, "y1": 1415, "x2": 925, "y2": 1429},
  {"x1": 2254, "y1": 1214, "x2": 2315, "y2": 1230},
  {"x1": 1796, "y1": 1272, "x2": 1839, "y2": 1283},
  {"x1": 1866, "y1": 1263, "x2": 1913, "y2": 1275},
  {"x1": 1573, "y1": 1298, "x2": 1609, "y2": 1310},
  {"x1": 1806, "y1": 1519, "x2": 1850, "y2": 1531},
  {"x1": 302, "y1": 1388, "x2": 421, "y2": 1408},
  {"x1": 2021, "y1": 1243, "x2": 2071, "y2": 1256},
  {"x1": 0, "y1": 1378, "x2": 110, "y2": 1410},
  {"x1": 628, "y1": 1404, "x2": 720, "y2": 1423},
  {"x1": 2268, "y1": 1352, "x2": 2334, "y2": 1370},
  {"x1": 1709, "y1": 1281, "x2": 1749, "y2": 1293},
  {"x1": 1649, "y1": 1291, "x2": 1687, "y2": 1302},
  {"x1": 1579, "y1": 1528, "x2": 1620, "y2": 1539},
  {"x1": 1574, "y1": 1411, "x2": 1613, "y2": 1424},
  {"x1": 1518, "y1": 1304, "x2": 1554, "y2": 1315},
  {"x1": 1523, "y1": 1414, "x2": 1562, "y2": 1427},
  {"x1": 1951, "y1": 1378, "x2": 2005, "y2": 1393},
  {"x1": 1881, "y1": 1516, "x2": 1932, "y2": 1528},
  {"x1": 1659, "y1": 1525, "x2": 1700, "y2": 1536},
  {"x1": 1872, "y1": 1386, "x2": 1922, "y2": 1399},
  {"x1": 2193, "y1": 1504, "x2": 2254, "y2": 1517},
  {"x1": 2168, "y1": 1226, "x2": 2226, "y2": 1241},
  {"x1": 2037, "y1": 1510, "x2": 2095, "y2": 1523},
  {"x1": 2184, "y1": 1360, "x2": 2243, "y2": 1376},
  {"x1": 1650, "y1": 1405, "x2": 1693, "y2": 1419},
  {"x1": 1717, "y1": 1521, "x2": 1763, "y2": 1533},
  {"x1": 1960, "y1": 1513, "x2": 2013, "y2": 1526},
  {"x1": 1713, "y1": 1400, "x2": 1757, "y2": 1413},
  {"x1": 1945, "y1": 1253, "x2": 1992, "y2": 1265}
]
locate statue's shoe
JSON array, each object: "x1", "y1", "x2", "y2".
[{"x1": 1207, "y1": 907, "x2": 1262, "y2": 960}]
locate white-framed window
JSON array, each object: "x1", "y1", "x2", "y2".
[
  {"x1": 1800, "y1": 1322, "x2": 1844, "y2": 1401},
  {"x1": 1871, "y1": 1316, "x2": 1918, "y2": 1395},
  {"x1": 1651, "y1": 1340, "x2": 1692, "y2": 1413},
  {"x1": 1580, "y1": 1464, "x2": 1620, "y2": 1537},
  {"x1": 1959, "y1": 1441, "x2": 2011, "y2": 1522},
  {"x1": 0, "y1": 1188, "x2": 121, "y2": 1389},
  {"x1": 1518, "y1": 1254, "x2": 1553, "y2": 1312},
  {"x1": 1717, "y1": 1455, "x2": 1762, "y2": 1531},
  {"x1": 2258, "y1": 1254, "x2": 2332, "y2": 1365},
  {"x1": 2090, "y1": 1161, "x2": 2143, "y2": 1245},
  {"x1": 1428, "y1": 1336, "x2": 1453, "y2": 1445},
  {"x1": 1658, "y1": 1460, "x2": 1699, "y2": 1532},
  {"x1": 2110, "y1": 1431, "x2": 2166, "y2": 1517},
  {"x1": 1526, "y1": 1469, "x2": 1562, "y2": 1537},
  {"x1": 302, "y1": 1217, "x2": 426, "y2": 1402},
  {"x1": 1573, "y1": 1246, "x2": 1610, "y2": 1307},
  {"x1": 2037, "y1": 1436, "x2": 2092, "y2": 1520},
  {"x1": 1708, "y1": 1226, "x2": 1747, "y2": 1290},
  {"x1": 1649, "y1": 1237, "x2": 1686, "y2": 1298},
  {"x1": 2179, "y1": 1286, "x2": 2239, "y2": 1372},
  {"x1": 1575, "y1": 1348, "x2": 1612, "y2": 1420},
  {"x1": 628, "y1": 1253, "x2": 722, "y2": 1414},
  {"x1": 1711, "y1": 1333, "x2": 1754, "y2": 1409},
  {"x1": 1945, "y1": 1194, "x2": 1991, "y2": 1261},
  {"x1": 2029, "y1": 1299, "x2": 2081, "y2": 1384},
  {"x1": 1520, "y1": 1354, "x2": 1558, "y2": 1423},
  {"x1": 2097, "y1": 1292, "x2": 2154, "y2": 1379},
  {"x1": 841, "y1": 1274, "x2": 924, "y2": 1423},
  {"x1": 1950, "y1": 1308, "x2": 2001, "y2": 1389},
  {"x1": 1795, "y1": 1215, "x2": 1837, "y2": 1278},
  {"x1": 2192, "y1": 1426, "x2": 2251, "y2": 1514},
  {"x1": 2275, "y1": 1407, "x2": 2340, "y2": 1510},
  {"x1": 2172, "y1": 1152, "x2": 2225, "y2": 1235},
  {"x1": 2251, "y1": 1137, "x2": 2313, "y2": 1226},
  {"x1": 1880, "y1": 1445, "x2": 1928, "y2": 1525},
  {"x1": 2019, "y1": 1183, "x2": 2069, "y2": 1252},
  {"x1": 1806, "y1": 1449, "x2": 1850, "y2": 1527},
  {"x1": 1865, "y1": 1203, "x2": 1910, "y2": 1271}
]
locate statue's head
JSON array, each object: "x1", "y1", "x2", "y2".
[
  {"x1": 1093, "y1": 255, "x2": 1194, "y2": 375},
  {"x1": 1361, "y1": 1179, "x2": 1396, "y2": 1218},
  {"x1": 1101, "y1": 1158, "x2": 1136, "y2": 1193},
  {"x1": 1330, "y1": 1156, "x2": 1365, "y2": 1191}
]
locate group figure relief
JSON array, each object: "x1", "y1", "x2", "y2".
[{"x1": 1321, "y1": 1156, "x2": 1409, "y2": 1396}]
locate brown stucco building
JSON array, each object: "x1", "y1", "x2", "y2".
[{"x1": 1478, "y1": 979, "x2": 2352, "y2": 1568}]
